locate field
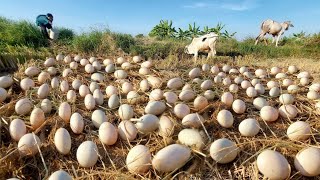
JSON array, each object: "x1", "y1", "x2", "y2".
[{"x1": 1, "y1": 17, "x2": 320, "y2": 179}]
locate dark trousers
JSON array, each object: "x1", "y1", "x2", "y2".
[{"x1": 40, "y1": 25, "x2": 50, "y2": 39}]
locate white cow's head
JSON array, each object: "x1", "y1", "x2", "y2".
[{"x1": 185, "y1": 39, "x2": 197, "y2": 55}]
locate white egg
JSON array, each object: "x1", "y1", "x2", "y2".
[
  {"x1": 108, "y1": 94, "x2": 120, "y2": 109},
  {"x1": 174, "y1": 103, "x2": 190, "y2": 119},
  {"x1": 67, "y1": 90, "x2": 76, "y2": 103},
  {"x1": 179, "y1": 90, "x2": 196, "y2": 102},
  {"x1": 136, "y1": 114, "x2": 159, "y2": 133},
  {"x1": 84, "y1": 94, "x2": 96, "y2": 110},
  {"x1": 140, "y1": 79, "x2": 150, "y2": 92},
  {"x1": 253, "y1": 97, "x2": 268, "y2": 110},
  {"x1": 217, "y1": 110, "x2": 234, "y2": 128},
  {"x1": 211, "y1": 65, "x2": 219, "y2": 74},
  {"x1": 221, "y1": 92, "x2": 233, "y2": 107},
  {"x1": 229, "y1": 84, "x2": 239, "y2": 93},
  {"x1": 204, "y1": 90, "x2": 216, "y2": 100},
  {"x1": 267, "y1": 81, "x2": 279, "y2": 89},
  {"x1": 255, "y1": 84, "x2": 265, "y2": 95},
  {"x1": 126, "y1": 145, "x2": 151, "y2": 174},
  {"x1": 91, "y1": 109, "x2": 107, "y2": 128},
  {"x1": 200, "y1": 80, "x2": 213, "y2": 90},
  {"x1": 145, "y1": 101, "x2": 166, "y2": 115},
  {"x1": 147, "y1": 76, "x2": 162, "y2": 88},
  {"x1": 232, "y1": 99, "x2": 246, "y2": 114},
  {"x1": 167, "y1": 77, "x2": 183, "y2": 89},
  {"x1": 0, "y1": 87, "x2": 7, "y2": 103},
  {"x1": 40, "y1": 99, "x2": 52, "y2": 114},
  {"x1": 241, "y1": 80, "x2": 251, "y2": 89},
  {"x1": 54, "y1": 128, "x2": 71, "y2": 155},
  {"x1": 38, "y1": 83, "x2": 50, "y2": 99},
  {"x1": 189, "y1": 68, "x2": 201, "y2": 79},
  {"x1": 18, "y1": 133, "x2": 41, "y2": 156},
  {"x1": 72, "y1": 79, "x2": 81, "y2": 90},
  {"x1": 70, "y1": 112, "x2": 84, "y2": 134},
  {"x1": 257, "y1": 150, "x2": 291, "y2": 180},
  {"x1": 279, "y1": 94, "x2": 294, "y2": 105},
  {"x1": 260, "y1": 106, "x2": 279, "y2": 122},
  {"x1": 152, "y1": 144, "x2": 191, "y2": 172},
  {"x1": 25, "y1": 66, "x2": 40, "y2": 77},
  {"x1": 105, "y1": 64, "x2": 115, "y2": 73},
  {"x1": 106, "y1": 85, "x2": 118, "y2": 97},
  {"x1": 15, "y1": 98, "x2": 33, "y2": 115},
  {"x1": 38, "y1": 72, "x2": 50, "y2": 84},
  {"x1": 48, "y1": 170, "x2": 72, "y2": 180},
  {"x1": 294, "y1": 147, "x2": 320, "y2": 177},
  {"x1": 76, "y1": 141, "x2": 98, "y2": 167},
  {"x1": 51, "y1": 77, "x2": 60, "y2": 89},
  {"x1": 79, "y1": 85, "x2": 90, "y2": 97},
  {"x1": 9, "y1": 119, "x2": 26, "y2": 141},
  {"x1": 238, "y1": 118, "x2": 260, "y2": 137},
  {"x1": 30, "y1": 108, "x2": 45, "y2": 130},
  {"x1": 287, "y1": 121, "x2": 311, "y2": 141},
  {"x1": 99, "y1": 122, "x2": 118, "y2": 145},
  {"x1": 194, "y1": 96, "x2": 208, "y2": 111},
  {"x1": 210, "y1": 138, "x2": 238, "y2": 164},
  {"x1": 307, "y1": 91, "x2": 319, "y2": 100},
  {"x1": 182, "y1": 113, "x2": 205, "y2": 128},
  {"x1": 246, "y1": 87, "x2": 257, "y2": 98},
  {"x1": 149, "y1": 89, "x2": 163, "y2": 101},
  {"x1": 117, "y1": 99, "x2": 133, "y2": 117},
  {"x1": 279, "y1": 105, "x2": 298, "y2": 119},
  {"x1": 60, "y1": 80, "x2": 69, "y2": 93},
  {"x1": 58, "y1": 102, "x2": 71, "y2": 123},
  {"x1": 178, "y1": 129, "x2": 204, "y2": 149},
  {"x1": 158, "y1": 116, "x2": 174, "y2": 137},
  {"x1": 20, "y1": 78, "x2": 35, "y2": 91},
  {"x1": 163, "y1": 91, "x2": 178, "y2": 104},
  {"x1": 269, "y1": 87, "x2": 280, "y2": 97},
  {"x1": 118, "y1": 120, "x2": 137, "y2": 141}
]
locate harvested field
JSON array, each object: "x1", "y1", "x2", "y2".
[{"x1": 1, "y1": 55, "x2": 320, "y2": 179}]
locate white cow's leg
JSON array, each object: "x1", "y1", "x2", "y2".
[
  {"x1": 255, "y1": 32, "x2": 265, "y2": 45},
  {"x1": 272, "y1": 36, "x2": 276, "y2": 44},
  {"x1": 207, "y1": 51, "x2": 212, "y2": 60},
  {"x1": 276, "y1": 34, "x2": 281, "y2": 47},
  {"x1": 194, "y1": 52, "x2": 198, "y2": 62}
]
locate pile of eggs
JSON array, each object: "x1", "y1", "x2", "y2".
[{"x1": 1, "y1": 54, "x2": 320, "y2": 179}]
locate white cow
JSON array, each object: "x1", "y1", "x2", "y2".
[
  {"x1": 255, "y1": 19, "x2": 294, "y2": 47},
  {"x1": 185, "y1": 32, "x2": 219, "y2": 62}
]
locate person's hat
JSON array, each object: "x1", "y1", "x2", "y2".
[{"x1": 47, "y1": 13, "x2": 53, "y2": 21}]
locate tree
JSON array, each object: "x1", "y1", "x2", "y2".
[
  {"x1": 188, "y1": 22, "x2": 201, "y2": 38},
  {"x1": 149, "y1": 20, "x2": 177, "y2": 39},
  {"x1": 176, "y1": 28, "x2": 190, "y2": 40},
  {"x1": 221, "y1": 30, "x2": 236, "y2": 39}
]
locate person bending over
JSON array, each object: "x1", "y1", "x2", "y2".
[{"x1": 36, "y1": 13, "x2": 53, "y2": 39}]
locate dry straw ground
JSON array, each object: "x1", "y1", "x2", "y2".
[{"x1": 0, "y1": 55, "x2": 319, "y2": 180}]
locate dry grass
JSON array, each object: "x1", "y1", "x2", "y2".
[{"x1": 0, "y1": 55, "x2": 320, "y2": 180}]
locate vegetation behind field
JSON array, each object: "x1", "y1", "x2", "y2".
[{"x1": 0, "y1": 17, "x2": 320, "y2": 65}]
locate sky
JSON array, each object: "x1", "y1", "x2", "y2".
[{"x1": 0, "y1": 0, "x2": 319, "y2": 40}]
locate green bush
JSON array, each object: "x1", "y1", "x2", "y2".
[
  {"x1": 0, "y1": 17, "x2": 48, "y2": 48},
  {"x1": 112, "y1": 33, "x2": 136, "y2": 53},
  {"x1": 57, "y1": 27, "x2": 74, "y2": 45},
  {"x1": 72, "y1": 31, "x2": 103, "y2": 54},
  {"x1": 130, "y1": 39, "x2": 187, "y2": 59}
]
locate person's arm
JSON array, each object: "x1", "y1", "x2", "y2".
[
  {"x1": 40, "y1": 25, "x2": 51, "y2": 39},
  {"x1": 46, "y1": 22, "x2": 52, "y2": 29}
]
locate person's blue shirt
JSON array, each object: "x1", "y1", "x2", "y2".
[{"x1": 36, "y1": 15, "x2": 52, "y2": 29}]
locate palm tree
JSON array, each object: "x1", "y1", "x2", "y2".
[
  {"x1": 221, "y1": 30, "x2": 237, "y2": 39},
  {"x1": 188, "y1": 22, "x2": 200, "y2": 38},
  {"x1": 149, "y1": 20, "x2": 177, "y2": 39},
  {"x1": 176, "y1": 28, "x2": 190, "y2": 40}
]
